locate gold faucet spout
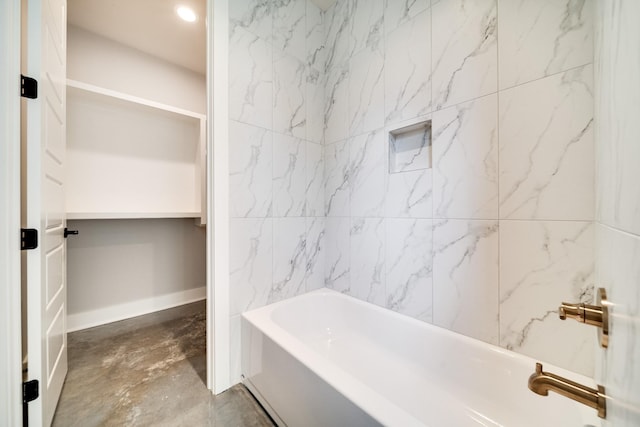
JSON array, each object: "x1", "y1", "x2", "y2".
[{"x1": 528, "y1": 363, "x2": 606, "y2": 419}]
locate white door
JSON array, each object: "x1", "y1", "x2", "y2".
[{"x1": 24, "y1": 0, "x2": 68, "y2": 425}]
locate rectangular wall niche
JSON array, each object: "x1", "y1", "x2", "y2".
[{"x1": 389, "y1": 120, "x2": 432, "y2": 173}]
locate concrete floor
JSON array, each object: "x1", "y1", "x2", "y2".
[{"x1": 52, "y1": 301, "x2": 275, "y2": 427}]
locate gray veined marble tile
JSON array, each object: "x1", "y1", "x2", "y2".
[
  {"x1": 595, "y1": 1, "x2": 640, "y2": 237},
  {"x1": 324, "y1": 217, "x2": 350, "y2": 292},
  {"x1": 306, "y1": 68, "x2": 326, "y2": 144},
  {"x1": 431, "y1": 0, "x2": 497, "y2": 110},
  {"x1": 306, "y1": 0, "x2": 326, "y2": 71},
  {"x1": 349, "y1": 0, "x2": 384, "y2": 56},
  {"x1": 324, "y1": 64, "x2": 350, "y2": 144},
  {"x1": 350, "y1": 217, "x2": 386, "y2": 307},
  {"x1": 230, "y1": 0, "x2": 273, "y2": 41},
  {"x1": 499, "y1": 64, "x2": 594, "y2": 221},
  {"x1": 273, "y1": 50, "x2": 307, "y2": 138},
  {"x1": 273, "y1": 133, "x2": 306, "y2": 217},
  {"x1": 229, "y1": 27, "x2": 273, "y2": 130},
  {"x1": 432, "y1": 93, "x2": 498, "y2": 219},
  {"x1": 499, "y1": 220, "x2": 594, "y2": 377},
  {"x1": 388, "y1": 120, "x2": 432, "y2": 174},
  {"x1": 350, "y1": 130, "x2": 385, "y2": 217},
  {"x1": 229, "y1": 121, "x2": 273, "y2": 218},
  {"x1": 305, "y1": 141, "x2": 325, "y2": 217},
  {"x1": 272, "y1": 0, "x2": 307, "y2": 62},
  {"x1": 432, "y1": 219, "x2": 499, "y2": 345},
  {"x1": 384, "y1": 116, "x2": 434, "y2": 219},
  {"x1": 595, "y1": 3, "x2": 640, "y2": 424},
  {"x1": 323, "y1": 0, "x2": 353, "y2": 73},
  {"x1": 305, "y1": 217, "x2": 326, "y2": 291},
  {"x1": 498, "y1": 0, "x2": 594, "y2": 90},
  {"x1": 230, "y1": 218, "x2": 273, "y2": 316},
  {"x1": 271, "y1": 218, "x2": 307, "y2": 303},
  {"x1": 305, "y1": 0, "x2": 326, "y2": 143},
  {"x1": 386, "y1": 218, "x2": 433, "y2": 322},
  {"x1": 596, "y1": 224, "x2": 640, "y2": 425},
  {"x1": 349, "y1": 49, "x2": 384, "y2": 136},
  {"x1": 385, "y1": 168, "x2": 433, "y2": 219},
  {"x1": 324, "y1": 140, "x2": 350, "y2": 217},
  {"x1": 384, "y1": 8, "x2": 431, "y2": 126},
  {"x1": 383, "y1": 0, "x2": 430, "y2": 37}
]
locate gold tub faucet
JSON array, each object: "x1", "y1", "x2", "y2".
[
  {"x1": 558, "y1": 288, "x2": 609, "y2": 348},
  {"x1": 528, "y1": 363, "x2": 606, "y2": 419}
]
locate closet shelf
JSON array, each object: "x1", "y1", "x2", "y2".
[
  {"x1": 67, "y1": 212, "x2": 201, "y2": 220},
  {"x1": 66, "y1": 79, "x2": 206, "y2": 120},
  {"x1": 66, "y1": 78, "x2": 207, "y2": 225}
]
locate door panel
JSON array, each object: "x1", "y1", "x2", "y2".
[
  {"x1": 46, "y1": 305, "x2": 65, "y2": 384},
  {"x1": 25, "y1": 0, "x2": 67, "y2": 424},
  {"x1": 44, "y1": 97, "x2": 64, "y2": 159},
  {"x1": 44, "y1": 171, "x2": 63, "y2": 229},
  {"x1": 44, "y1": 30, "x2": 64, "y2": 105},
  {"x1": 45, "y1": 243, "x2": 63, "y2": 305},
  {"x1": 46, "y1": 0, "x2": 64, "y2": 44}
]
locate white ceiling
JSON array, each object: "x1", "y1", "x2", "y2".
[
  {"x1": 68, "y1": 0, "x2": 337, "y2": 75},
  {"x1": 68, "y1": 0, "x2": 206, "y2": 75}
]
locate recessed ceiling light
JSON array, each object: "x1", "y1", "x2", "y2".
[{"x1": 177, "y1": 6, "x2": 197, "y2": 22}]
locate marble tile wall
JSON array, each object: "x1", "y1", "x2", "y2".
[
  {"x1": 594, "y1": 1, "x2": 640, "y2": 425},
  {"x1": 228, "y1": 0, "x2": 598, "y2": 383},
  {"x1": 228, "y1": 0, "x2": 327, "y2": 383},
  {"x1": 322, "y1": 0, "x2": 595, "y2": 376}
]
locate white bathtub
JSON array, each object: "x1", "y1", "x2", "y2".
[{"x1": 241, "y1": 289, "x2": 601, "y2": 427}]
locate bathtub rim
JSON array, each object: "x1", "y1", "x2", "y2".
[
  {"x1": 241, "y1": 288, "x2": 597, "y2": 427},
  {"x1": 242, "y1": 289, "x2": 426, "y2": 426}
]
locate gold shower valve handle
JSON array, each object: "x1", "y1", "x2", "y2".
[
  {"x1": 558, "y1": 302, "x2": 603, "y2": 327},
  {"x1": 558, "y1": 288, "x2": 609, "y2": 348},
  {"x1": 558, "y1": 302, "x2": 582, "y2": 321}
]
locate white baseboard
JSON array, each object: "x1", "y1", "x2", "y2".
[{"x1": 67, "y1": 286, "x2": 206, "y2": 332}]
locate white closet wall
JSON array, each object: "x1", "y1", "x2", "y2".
[
  {"x1": 67, "y1": 26, "x2": 205, "y2": 113},
  {"x1": 66, "y1": 219, "x2": 205, "y2": 331},
  {"x1": 65, "y1": 81, "x2": 204, "y2": 218},
  {"x1": 66, "y1": 26, "x2": 206, "y2": 331}
]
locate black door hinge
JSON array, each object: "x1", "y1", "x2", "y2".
[
  {"x1": 23, "y1": 380, "x2": 39, "y2": 404},
  {"x1": 21, "y1": 228, "x2": 38, "y2": 250},
  {"x1": 23, "y1": 380, "x2": 39, "y2": 427},
  {"x1": 21, "y1": 75, "x2": 38, "y2": 99}
]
